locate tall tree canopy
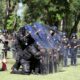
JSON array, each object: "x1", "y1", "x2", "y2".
[{"x1": 0, "y1": 0, "x2": 80, "y2": 36}]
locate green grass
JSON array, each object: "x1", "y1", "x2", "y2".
[{"x1": 0, "y1": 53, "x2": 80, "y2": 80}]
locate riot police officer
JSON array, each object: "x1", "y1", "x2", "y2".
[
  {"x1": 49, "y1": 26, "x2": 62, "y2": 72},
  {"x1": 11, "y1": 27, "x2": 41, "y2": 74},
  {"x1": 61, "y1": 32, "x2": 69, "y2": 67},
  {"x1": 38, "y1": 48, "x2": 49, "y2": 74},
  {"x1": 70, "y1": 33, "x2": 79, "y2": 66}
]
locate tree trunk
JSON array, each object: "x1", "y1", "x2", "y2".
[
  {"x1": 70, "y1": 14, "x2": 80, "y2": 35},
  {"x1": 4, "y1": 0, "x2": 10, "y2": 29},
  {"x1": 4, "y1": 0, "x2": 17, "y2": 29}
]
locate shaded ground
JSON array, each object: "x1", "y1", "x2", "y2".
[{"x1": 0, "y1": 52, "x2": 80, "y2": 80}]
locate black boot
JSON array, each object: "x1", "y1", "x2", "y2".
[
  {"x1": 11, "y1": 61, "x2": 21, "y2": 74},
  {"x1": 21, "y1": 59, "x2": 30, "y2": 75}
]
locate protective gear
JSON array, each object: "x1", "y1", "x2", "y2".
[
  {"x1": 70, "y1": 35, "x2": 78, "y2": 65},
  {"x1": 61, "y1": 35, "x2": 69, "y2": 67},
  {"x1": 51, "y1": 26, "x2": 58, "y2": 32},
  {"x1": 20, "y1": 59, "x2": 30, "y2": 74},
  {"x1": 11, "y1": 27, "x2": 36, "y2": 74}
]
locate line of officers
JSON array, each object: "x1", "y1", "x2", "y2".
[{"x1": 11, "y1": 26, "x2": 80, "y2": 75}]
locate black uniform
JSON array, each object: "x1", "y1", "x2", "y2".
[
  {"x1": 70, "y1": 33, "x2": 78, "y2": 65},
  {"x1": 39, "y1": 48, "x2": 49, "y2": 74},
  {"x1": 11, "y1": 27, "x2": 40, "y2": 74}
]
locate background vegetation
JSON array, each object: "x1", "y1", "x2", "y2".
[{"x1": 0, "y1": 0, "x2": 80, "y2": 36}]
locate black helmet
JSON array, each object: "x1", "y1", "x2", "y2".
[
  {"x1": 71, "y1": 33, "x2": 77, "y2": 38},
  {"x1": 52, "y1": 26, "x2": 58, "y2": 31},
  {"x1": 62, "y1": 32, "x2": 67, "y2": 37}
]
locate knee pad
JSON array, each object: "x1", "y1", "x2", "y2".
[{"x1": 20, "y1": 59, "x2": 30, "y2": 73}]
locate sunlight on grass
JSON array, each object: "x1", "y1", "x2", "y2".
[{"x1": 0, "y1": 58, "x2": 80, "y2": 80}]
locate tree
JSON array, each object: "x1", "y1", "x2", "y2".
[
  {"x1": 4, "y1": 0, "x2": 18, "y2": 29},
  {"x1": 70, "y1": 0, "x2": 80, "y2": 34},
  {"x1": 0, "y1": 0, "x2": 80, "y2": 35}
]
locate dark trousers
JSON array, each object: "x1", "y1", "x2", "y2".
[
  {"x1": 12, "y1": 60, "x2": 21, "y2": 71},
  {"x1": 11, "y1": 59, "x2": 30, "y2": 74},
  {"x1": 70, "y1": 49, "x2": 77, "y2": 65},
  {"x1": 2, "y1": 50, "x2": 7, "y2": 59},
  {"x1": 20, "y1": 59, "x2": 30, "y2": 74},
  {"x1": 71, "y1": 57, "x2": 77, "y2": 65},
  {"x1": 64, "y1": 58, "x2": 68, "y2": 66},
  {"x1": 30, "y1": 58, "x2": 40, "y2": 74}
]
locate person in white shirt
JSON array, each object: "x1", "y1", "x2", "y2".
[{"x1": 0, "y1": 39, "x2": 4, "y2": 61}]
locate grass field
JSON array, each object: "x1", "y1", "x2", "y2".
[{"x1": 0, "y1": 53, "x2": 80, "y2": 80}]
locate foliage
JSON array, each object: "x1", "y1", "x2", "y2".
[
  {"x1": 0, "y1": 0, "x2": 80, "y2": 35},
  {"x1": 23, "y1": 0, "x2": 69, "y2": 26}
]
